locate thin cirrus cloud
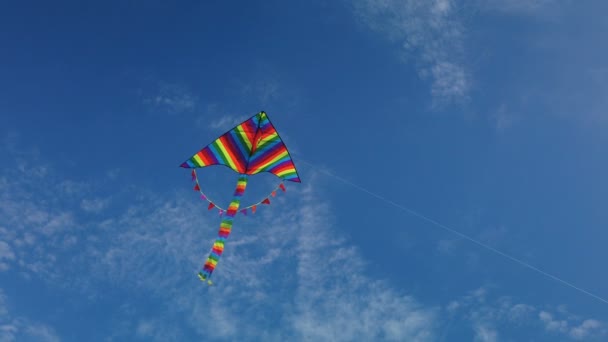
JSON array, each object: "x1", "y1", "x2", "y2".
[
  {"x1": 142, "y1": 82, "x2": 199, "y2": 115},
  {"x1": 350, "y1": 0, "x2": 564, "y2": 106},
  {"x1": 0, "y1": 144, "x2": 605, "y2": 340},
  {"x1": 0, "y1": 288, "x2": 61, "y2": 342},
  {"x1": 77, "y1": 176, "x2": 439, "y2": 341},
  {"x1": 447, "y1": 287, "x2": 606, "y2": 341},
  {"x1": 480, "y1": 0, "x2": 558, "y2": 14},
  {"x1": 0, "y1": 140, "x2": 437, "y2": 340},
  {"x1": 351, "y1": 0, "x2": 470, "y2": 104}
]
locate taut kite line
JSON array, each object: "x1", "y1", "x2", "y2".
[{"x1": 180, "y1": 111, "x2": 300, "y2": 284}]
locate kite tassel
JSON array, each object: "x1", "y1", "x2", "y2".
[{"x1": 197, "y1": 272, "x2": 213, "y2": 286}]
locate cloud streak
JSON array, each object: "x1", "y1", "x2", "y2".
[
  {"x1": 1, "y1": 144, "x2": 605, "y2": 341},
  {"x1": 448, "y1": 287, "x2": 606, "y2": 341},
  {"x1": 0, "y1": 288, "x2": 60, "y2": 342},
  {"x1": 352, "y1": 0, "x2": 470, "y2": 104},
  {"x1": 72, "y1": 176, "x2": 438, "y2": 340}
]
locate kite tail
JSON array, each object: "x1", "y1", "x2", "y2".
[{"x1": 198, "y1": 174, "x2": 248, "y2": 284}]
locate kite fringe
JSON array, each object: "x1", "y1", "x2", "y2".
[{"x1": 191, "y1": 169, "x2": 286, "y2": 215}]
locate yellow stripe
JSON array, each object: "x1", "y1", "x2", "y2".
[
  {"x1": 256, "y1": 132, "x2": 278, "y2": 149},
  {"x1": 236, "y1": 125, "x2": 253, "y2": 150},
  {"x1": 216, "y1": 140, "x2": 238, "y2": 170},
  {"x1": 193, "y1": 154, "x2": 205, "y2": 167},
  {"x1": 276, "y1": 168, "x2": 295, "y2": 177},
  {"x1": 263, "y1": 150, "x2": 288, "y2": 170}
]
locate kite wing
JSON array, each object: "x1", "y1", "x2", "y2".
[{"x1": 180, "y1": 111, "x2": 301, "y2": 182}]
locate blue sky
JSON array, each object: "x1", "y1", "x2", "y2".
[{"x1": 1, "y1": 0, "x2": 607, "y2": 341}]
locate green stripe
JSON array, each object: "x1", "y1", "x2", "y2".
[{"x1": 210, "y1": 141, "x2": 232, "y2": 166}]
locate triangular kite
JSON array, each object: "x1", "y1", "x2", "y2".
[
  {"x1": 180, "y1": 111, "x2": 300, "y2": 183},
  {"x1": 181, "y1": 111, "x2": 300, "y2": 284}
]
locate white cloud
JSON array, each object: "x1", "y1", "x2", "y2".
[
  {"x1": 0, "y1": 154, "x2": 90, "y2": 278},
  {"x1": 1, "y1": 143, "x2": 605, "y2": 341},
  {"x1": 540, "y1": 310, "x2": 568, "y2": 333},
  {"x1": 0, "y1": 288, "x2": 61, "y2": 342},
  {"x1": 134, "y1": 318, "x2": 181, "y2": 341},
  {"x1": 22, "y1": 324, "x2": 61, "y2": 342},
  {"x1": 352, "y1": 0, "x2": 470, "y2": 104},
  {"x1": 540, "y1": 310, "x2": 604, "y2": 340},
  {"x1": 481, "y1": 0, "x2": 557, "y2": 14},
  {"x1": 570, "y1": 319, "x2": 602, "y2": 340},
  {"x1": 0, "y1": 289, "x2": 7, "y2": 317},
  {"x1": 288, "y1": 188, "x2": 437, "y2": 341},
  {"x1": 429, "y1": 61, "x2": 469, "y2": 102},
  {"x1": 195, "y1": 103, "x2": 248, "y2": 131},
  {"x1": 66, "y1": 174, "x2": 437, "y2": 341},
  {"x1": 490, "y1": 104, "x2": 517, "y2": 131},
  {"x1": 473, "y1": 323, "x2": 498, "y2": 342},
  {"x1": 208, "y1": 115, "x2": 248, "y2": 131},
  {"x1": 143, "y1": 83, "x2": 198, "y2": 115},
  {"x1": 80, "y1": 198, "x2": 109, "y2": 213},
  {"x1": 450, "y1": 288, "x2": 606, "y2": 341},
  {"x1": 0, "y1": 241, "x2": 15, "y2": 272}
]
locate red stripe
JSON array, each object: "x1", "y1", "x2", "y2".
[
  {"x1": 272, "y1": 161, "x2": 295, "y2": 175},
  {"x1": 219, "y1": 136, "x2": 245, "y2": 172},
  {"x1": 248, "y1": 146, "x2": 286, "y2": 172},
  {"x1": 196, "y1": 151, "x2": 211, "y2": 166},
  {"x1": 201, "y1": 148, "x2": 216, "y2": 165},
  {"x1": 240, "y1": 121, "x2": 257, "y2": 147}
]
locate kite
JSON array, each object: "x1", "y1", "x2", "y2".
[{"x1": 180, "y1": 111, "x2": 300, "y2": 285}]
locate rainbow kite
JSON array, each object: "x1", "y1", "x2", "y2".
[{"x1": 180, "y1": 111, "x2": 300, "y2": 284}]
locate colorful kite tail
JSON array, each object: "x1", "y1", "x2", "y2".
[{"x1": 198, "y1": 174, "x2": 248, "y2": 283}]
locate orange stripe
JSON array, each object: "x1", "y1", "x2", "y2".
[{"x1": 218, "y1": 136, "x2": 243, "y2": 171}]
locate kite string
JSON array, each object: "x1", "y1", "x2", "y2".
[
  {"x1": 295, "y1": 158, "x2": 608, "y2": 306},
  {"x1": 192, "y1": 169, "x2": 285, "y2": 212}
]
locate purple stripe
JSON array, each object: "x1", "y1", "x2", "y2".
[
  {"x1": 207, "y1": 144, "x2": 225, "y2": 165},
  {"x1": 266, "y1": 157, "x2": 291, "y2": 172},
  {"x1": 225, "y1": 131, "x2": 249, "y2": 170},
  {"x1": 249, "y1": 141, "x2": 284, "y2": 166}
]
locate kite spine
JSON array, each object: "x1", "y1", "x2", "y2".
[{"x1": 198, "y1": 174, "x2": 249, "y2": 284}]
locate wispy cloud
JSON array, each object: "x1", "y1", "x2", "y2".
[
  {"x1": 193, "y1": 103, "x2": 248, "y2": 131},
  {"x1": 288, "y1": 183, "x2": 437, "y2": 341},
  {"x1": 44, "y1": 170, "x2": 436, "y2": 340},
  {"x1": 352, "y1": 0, "x2": 470, "y2": 105},
  {"x1": 2, "y1": 143, "x2": 605, "y2": 340},
  {"x1": 143, "y1": 83, "x2": 198, "y2": 115},
  {"x1": 489, "y1": 104, "x2": 517, "y2": 131},
  {"x1": 0, "y1": 145, "x2": 107, "y2": 281},
  {"x1": 480, "y1": 0, "x2": 558, "y2": 14},
  {"x1": 448, "y1": 287, "x2": 606, "y2": 341},
  {"x1": 80, "y1": 198, "x2": 110, "y2": 213},
  {"x1": 0, "y1": 241, "x2": 15, "y2": 271},
  {"x1": 0, "y1": 288, "x2": 60, "y2": 342},
  {"x1": 540, "y1": 310, "x2": 604, "y2": 340}
]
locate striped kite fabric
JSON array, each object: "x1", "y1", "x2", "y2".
[
  {"x1": 180, "y1": 111, "x2": 301, "y2": 183},
  {"x1": 198, "y1": 174, "x2": 249, "y2": 282}
]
